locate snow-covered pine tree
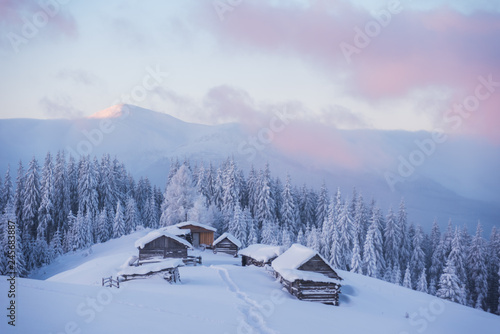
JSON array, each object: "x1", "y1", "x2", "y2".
[
  {"x1": 67, "y1": 155, "x2": 79, "y2": 215},
  {"x1": 392, "y1": 264, "x2": 402, "y2": 285},
  {"x1": 78, "y1": 156, "x2": 98, "y2": 222},
  {"x1": 38, "y1": 152, "x2": 54, "y2": 244},
  {"x1": 437, "y1": 258, "x2": 464, "y2": 304},
  {"x1": 23, "y1": 157, "x2": 41, "y2": 239},
  {"x1": 363, "y1": 206, "x2": 385, "y2": 278},
  {"x1": 417, "y1": 269, "x2": 428, "y2": 293},
  {"x1": 281, "y1": 174, "x2": 299, "y2": 235},
  {"x1": 351, "y1": 237, "x2": 363, "y2": 274},
  {"x1": 307, "y1": 226, "x2": 321, "y2": 253},
  {"x1": 97, "y1": 208, "x2": 111, "y2": 243},
  {"x1": 486, "y1": 226, "x2": 500, "y2": 313},
  {"x1": 2, "y1": 165, "x2": 13, "y2": 214},
  {"x1": 321, "y1": 199, "x2": 334, "y2": 260},
  {"x1": 410, "y1": 225, "x2": 426, "y2": 284},
  {"x1": 281, "y1": 227, "x2": 293, "y2": 249},
  {"x1": 448, "y1": 227, "x2": 467, "y2": 292},
  {"x1": 247, "y1": 213, "x2": 258, "y2": 246},
  {"x1": 49, "y1": 228, "x2": 63, "y2": 259},
  {"x1": 316, "y1": 181, "x2": 329, "y2": 228},
  {"x1": 336, "y1": 202, "x2": 354, "y2": 271},
  {"x1": 467, "y1": 222, "x2": 488, "y2": 310},
  {"x1": 256, "y1": 164, "x2": 277, "y2": 245},
  {"x1": 352, "y1": 193, "x2": 367, "y2": 256},
  {"x1": 403, "y1": 265, "x2": 412, "y2": 289},
  {"x1": 14, "y1": 161, "x2": 25, "y2": 234},
  {"x1": 221, "y1": 158, "x2": 241, "y2": 229},
  {"x1": 53, "y1": 151, "x2": 69, "y2": 234},
  {"x1": 113, "y1": 202, "x2": 125, "y2": 238},
  {"x1": 397, "y1": 199, "x2": 411, "y2": 270},
  {"x1": 384, "y1": 207, "x2": 400, "y2": 271},
  {"x1": 230, "y1": 202, "x2": 247, "y2": 247},
  {"x1": 2, "y1": 216, "x2": 28, "y2": 277},
  {"x1": 124, "y1": 196, "x2": 139, "y2": 234},
  {"x1": 296, "y1": 228, "x2": 305, "y2": 246},
  {"x1": 160, "y1": 165, "x2": 196, "y2": 226}
]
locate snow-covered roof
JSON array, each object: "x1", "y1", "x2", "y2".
[
  {"x1": 272, "y1": 244, "x2": 317, "y2": 271},
  {"x1": 271, "y1": 244, "x2": 340, "y2": 283},
  {"x1": 238, "y1": 244, "x2": 282, "y2": 262},
  {"x1": 134, "y1": 230, "x2": 193, "y2": 249},
  {"x1": 118, "y1": 258, "x2": 184, "y2": 277},
  {"x1": 160, "y1": 225, "x2": 191, "y2": 236},
  {"x1": 213, "y1": 232, "x2": 242, "y2": 248},
  {"x1": 176, "y1": 221, "x2": 217, "y2": 232}
]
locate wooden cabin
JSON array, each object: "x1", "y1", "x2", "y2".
[
  {"x1": 271, "y1": 244, "x2": 342, "y2": 306},
  {"x1": 213, "y1": 232, "x2": 241, "y2": 256},
  {"x1": 135, "y1": 230, "x2": 193, "y2": 261},
  {"x1": 176, "y1": 221, "x2": 216, "y2": 248},
  {"x1": 239, "y1": 244, "x2": 282, "y2": 267}
]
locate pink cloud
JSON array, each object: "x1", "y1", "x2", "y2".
[{"x1": 193, "y1": 1, "x2": 500, "y2": 142}]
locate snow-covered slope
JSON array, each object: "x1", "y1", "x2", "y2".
[
  {"x1": 0, "y1": 104, "x2": 498, "y2": 231},
  {"x1": 3, "y1": 230, "x2": 499, "y2": 334}
]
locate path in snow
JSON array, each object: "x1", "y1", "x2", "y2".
[{"x1": 213, "y1": 266, "x2": 279, "y2": 334}]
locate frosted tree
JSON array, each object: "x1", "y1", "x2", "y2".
[
  {"x1": 352, "y1": 193, "x2": 367, "y2": 254},
  {"x1": 486, "y1": 227, "x2": 500, "y2": 313},
  {"x1": 113, "y1": 202, "x2": 125, "y2": 238},
  {"x1": 281, "y1": 227, "x2": 293, "y2": 249},
  {"x1": 53, "y1": 151, "x2": 69, "y2": 233},
  {"x1": 392, "y1": 264, "x2": 402, "y2": 285},
  {"x1": 467, "y1": 222, "x2": 488, "y2": 310},
  {"x1": 281, "y1": 174, "x2": 299, "y2": 234},
  {"x1": 221, "y1": 158, "x2": 241, "y2": 228},
  {"x1": 350, "y1": 237, "x2": 363, "y2": 274},
  {"x1": 448, "y1": 227, "x2": 466, "y2": 288},
  {"x1": 78, "y1": 156, "x2": 98, "y2": 220},
  {"x1": 67, "y1": 155, "x2": 79, "y2": 215},
  {"x1": 23, "y1": 157, "x2": 41, "y2": 238},
  {"x1": 296, "y1": 228, "x2": 305, "y2": 246},
  {"x1": 261, "y1": 218, "x2": 279, "y2": 245},
  {"x1": 403, "y1": 265, "x2": 412, "y2": 289},
  {"x1": 397, "y1": 199, "x2": 410, "y2": 270},
  {"x1": 256, "y1": 164, "x2": 277, "y2": 244},
  {"x1": 410, "y1": 225, "x2": 426, "y2": 283},
  {"x1": 14, "y1": 161, "x2": 25, "y2": 234},
  {"x1": 316, "y1": 181, "x2": 329, "y2": 228},
  {"x1": 336, "y1": 202, "x2": 354, "y2": 270},
  {"x1": 124, "y1": 196, "x2": 139, "y2": 234},
  {"x1": 73, "y1": 210, "x2": 87, "y2": 250},
  {"x1": 160, "y1": 165, "x2": 196, "y2": 226},
  {"x1": 384, "y1": 207, "x2": 400, "y2": 270},
  {"x1": 306, "y1": 226, "x2": 320, "y2": 253},
  {"x1": 437, "y1": 258, "x2": 464, "y2": 304},
  {"x1": 321, "y1": 199, "x2": 335, "y2": 260},
  {"x1": 49, "y1": 228, "x2": 63, "y2": 259},
  {"x1": 97, "y1": 154, "x2": 117, "y2": 214},
  {"x1": 38, "y1": 153, "x2": 54, "y2": 243},
  {"x1": 247, "y1": 216, "x2": 258, "y2": 246},
  {"x1": 97, "y1": 208, "x2": 111, "y2": 243},
  {"x1": 363, "y1": 207, "x2": 385, "y2": 278},
  {"x1": 231, "y1": 203, "x2": 248, "y2": 247},
  {"x1": 417, "y1": 270, "x2": 428, "y2": 293},
  {"x1": 2, "y1": 165, "x2": 13, "y2": 214}
]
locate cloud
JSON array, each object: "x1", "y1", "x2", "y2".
[
  {"x1": 190, "y1": 1, "x2": 500, "y2": 142},
  {"x1": 320, "y1": 105, "x2": 369, "y2": 129},
  {"x1": 56, "y1": 69, "x2": 100, "y2": 86},
  {"x1": 39, "y1": 95, "x2": 83, "y2": 119}
]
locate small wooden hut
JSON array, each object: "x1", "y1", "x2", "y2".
[
  {"x1": 239, "y1": 244, "x2": 282, "y2": 267},
  {"x1": 135, "y1": 230, "x2": 193, "y2": 261},
  {"x1": 213, "y1": 232, "x2": 242, "y2": 256},
  {"x1": 176, "y1": 221, "x2": 216, "y2": 248},
  {"x1": 271, "y1": 244, "x2": 342, "y2": 305}
]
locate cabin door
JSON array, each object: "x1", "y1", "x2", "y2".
[{"x1": 192, "y1": 233, "x2": 200, "y2": 248}]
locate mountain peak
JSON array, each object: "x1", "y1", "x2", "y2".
[{"x1": 88, "y1": 104, "x2": 130, "y2": 119}]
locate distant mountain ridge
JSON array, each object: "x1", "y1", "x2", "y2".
[{"x1": 0, "y1": 104, "x2": 498, "y2": 232}]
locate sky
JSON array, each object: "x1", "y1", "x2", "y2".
[{"x1": 0, "y1": 0, "x2": 500, "y2": 143}]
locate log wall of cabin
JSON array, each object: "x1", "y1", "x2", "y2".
[
  {"x1": 215, "y1": 238, "x2": 238, "y2": 254},
  {"x1": 139, "y1": 236, "x2": 188, "y2": 260}
]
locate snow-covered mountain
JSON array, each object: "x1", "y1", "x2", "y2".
[
  {"x1": 3, "y1": 229, "x2": 496, "y2": 334},
  {"x1": 0, "y1": 104, "x2": 498, "y2": 232}
]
